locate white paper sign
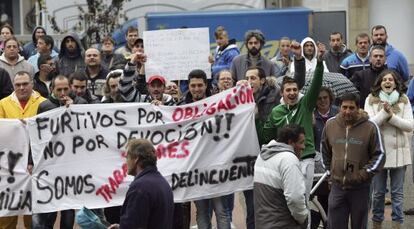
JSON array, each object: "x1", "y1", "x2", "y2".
[
  {"x1": 144, "y1": 28, "x2": 211, "y2": 81},
  {"x1": 26, "y1": 85, "x2": 259, "y2": 214},
  {"x1": 0, "y1": 119, "x2": 31, "y2": 217}
]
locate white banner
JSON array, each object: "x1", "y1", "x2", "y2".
[
  {"x1": 0, "y1": 120, "x2": 31, "y2": 217},
  {"x1": 144, "y1": 28, "x2": 211, "y2": 81},
  {"x1": 26, "y1": 85, "x2": 258, "y2": 214}
]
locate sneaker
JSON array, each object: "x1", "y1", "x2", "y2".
[
  {"x1": 230, "y1": 222, "x2": 236, "y2": 229},
  {"x1": 404, "y1": 208, "x2": 414, "y2": 215}
]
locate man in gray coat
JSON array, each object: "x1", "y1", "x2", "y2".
[
  {"x1": 231, "y1": 30, "x2": 280, "y2": 81},
  {"x1": 254, "y1": 124, "x2": 308, "y2": 229}
]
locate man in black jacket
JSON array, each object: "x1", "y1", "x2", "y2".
[
  {"x1": 33, "y1": 54, "x2": 56, "y2": 98},
  {"x1": 69, "y1": 71, "x2": 101, "y2": 104},
  {"x1": 33, "y1": 75, "x2": 86, "y2": 228},
  {"x1": 0, "y1": 66, "x2": 12, "y2": 99},
  {"x1": 350, "y1": 45, "x2": 386, "y2": 108}
]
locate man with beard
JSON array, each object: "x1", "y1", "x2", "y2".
[
  {"x1": 371, "y1": 25, "x2": 410, "y2": 81},
  {"x1": 84, "y1": 48, "x2": 109, "y2": 99},
  {"x1": 231, "y1": 30, "x2": 280, "y2": 81},
  {"x1": 323, "y1": 32, "x2": 352, "y2": 73},
  {"x1": 340, "y1": 33, "x2": 371, "y2": 78},
  {"x1": 56, "y1": 33, "x2": 85, "y2": 76},
  {"x1": 321, "y1": 92, "x2": 384, "y2": 229},
  {"x1": 0, "y1": 37, "x2": 34, "y2": 81},
  {"x1": 350, "y1": 45, "x2": 387, "y2": 108},
  {"x1": 33, "y1": 54, "x2": 56, "y2": 97},
  {"x1": 28, "y1": 35, "x2": 59, "y2": 72}
]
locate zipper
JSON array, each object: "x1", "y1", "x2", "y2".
[{"x1": 342, "y1": 126, "x2": 349, "y2": 185}]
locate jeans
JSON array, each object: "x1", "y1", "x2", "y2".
[
  {"x1": 328, "y1": 183, "x2": 370, "y2": 229},
  {"x1": 411, "y1": 134, "x2": 414, "y2": 183},
  {"x1": 372, "y1": 167, "x2": 406, "y2": 223},
  {"x1": 300, "y1": 158, "x2": 315, "y2": 229},
  {"x1": 243, "y1": 190, "x2": 255, "y2": 229},
  {"x1": 222, "y1": 194, "x2": 234, "y2": 222},
  {"x1": 195, "y1": 196, "x2": 230, "y2": 229},
  {"x1": 32, "y1": 210, "x2": 74, "y2": 229}
]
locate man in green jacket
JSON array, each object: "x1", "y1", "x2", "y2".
[{"x1": 258, "y1": 42, "x2": 326, "y2": 204}]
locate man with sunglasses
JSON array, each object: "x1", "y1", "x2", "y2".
[{"x1": 33, "y1": 54, "x2": 57, "y2": 97}]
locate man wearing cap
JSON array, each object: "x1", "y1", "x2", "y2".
[
  {"x1": 145, "y1": 75, "x2": 175, "y2": 105},
  {"x1": 119, "y1": 71, "x2": 174, "y2": 105}
]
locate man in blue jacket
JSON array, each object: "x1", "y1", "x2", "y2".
[
  {"x1": 108, "y1": 138, "x2": 174, "y2": 229},
  {"x1": 371, "y1": 25, "x2": 410, "y2": 81}
]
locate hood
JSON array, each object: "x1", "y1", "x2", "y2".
[
  {"x1": 0, "y1": 54, "x2": 25, "y2": 65},
  {"x1": 301, "y1": 37, "x2": 317, "y2": 60},
  {"x1": 260, "y1": 140, "x2": 295, "y2": 160},
  {"x1": 59, "y1": 33, "x2": 84, "y2": 58},
  {"x1": 32, "y1": 26, "x2": 46, "y2": 43},
  {"x1": 385, "y1": 44, "x2": 394, "y2": 56}
]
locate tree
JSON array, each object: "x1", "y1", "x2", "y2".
[{"x1": 43, "y1": 0, "x2": 129, "y2": 47}]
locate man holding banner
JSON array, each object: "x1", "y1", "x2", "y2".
[
  {"x1": 33, "y1": 75, "x2": 86, "y2": 229},
  {"x1": 179, "y1": 69, "x2": 230, "y2": 229},
  {"x1": 0, "y1": 71, "x2": 45, "y2": 229}
]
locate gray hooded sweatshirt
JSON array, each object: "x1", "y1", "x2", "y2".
[{"x1": 254, "y1": 140, "x2": 308, "y2": 229}]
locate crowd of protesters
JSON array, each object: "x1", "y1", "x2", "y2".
[{"x1": 0, "y1": 21, "x2": 413, "y2": 229}]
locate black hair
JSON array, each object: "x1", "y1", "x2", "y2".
[
  {"x1": 277, "y1": 124, "x2": 305, "y2": 144},
  {"x1": 281, "y1": 76, "x2": 298, "y2": 91},
  {"x1": 245, "y1": 66, "x2": 266, "y2": 80},
  {"x1": 69, "y1": 71, "x2": 88, "y2": 85},
  {"x1": 50, "y1": 75, "x2": 69, "y2": 90},
  {"x1": 37, "y1": 54, "x2": 52, "y2": 69},
  {"x1": 339, "y1": 93, "x2": 360, "y2": 105},
  {"x1": 371, "y1": 25, "x2": 387, "y2": 35},
  {"x1": 370, "y1": 45, "x2": 385, "y2": 56},
  {"x1": 38, "y1": 35, "x2": 54, "y2": 50},
  {"x1": 244, "y1": 30, "x2": 265, "y2": 48}
]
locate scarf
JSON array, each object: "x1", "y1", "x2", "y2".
[{"x1": 379, "y1": 90, "x2": 399, "y2": 105}]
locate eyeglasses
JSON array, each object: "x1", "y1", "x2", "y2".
[{"x1": 109, "y1": 84, "x2": 118, "y2": 89}]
